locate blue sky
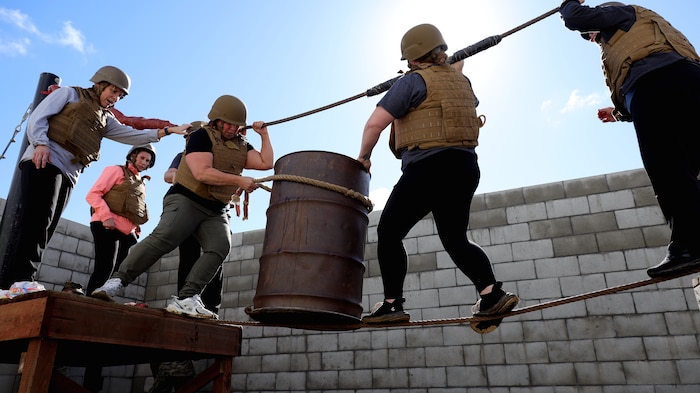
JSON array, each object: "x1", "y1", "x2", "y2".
[{"x1": 1, "y1": 1, "x2": 699, "y2": 237}]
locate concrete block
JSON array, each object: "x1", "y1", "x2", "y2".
[
  {"x1": 546, "y1": 196, "x2": 591, "y2": 219},
  {"x1": 523, "y1": 182, "x2": 565, "y2": 204},
  {"x1": 512, "y1": 239, "x2": 554, "y2": 260},
  {"x1": 484, "y1": 188, "x2": 525, "y2": 209},
  {"x1": 507, "y1": 202, "x2": 547, "y2": 224},
  {"x1": 588, "y1": 190, "x2": 636, "y2": 213},
  {"x1": 571, "y1": 212, "x2": 618, "y2": 235},
  {"x1": 534, "y1": 256, "x2": 580, "y2": 278},
  {"x1": 529, "y1": 363, "x2": 576, "y2": 385},
  {"x1": 564, "y1": 174, "x2": 609, "y2": 198},
  {"x1": 470, "y1": 208, "x2": 508, "y2": 229}
]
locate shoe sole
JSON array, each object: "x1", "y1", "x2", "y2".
[
  {"x1": 470, "y1": 295, "x2": 519, "y2": 334},
  {"x1": 165, "y1": 305, "x2": 217, "y2": 320},
  {"x1": 89, "y1": 291, "x2": 115, "y2": 302},
  {"x1": 362, "y1": 312, "x2": 410, "y2": 324}
]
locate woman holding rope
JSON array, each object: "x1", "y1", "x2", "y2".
[
  {"x1": 92, "y1": 95, "x2": 274, "y2": 319},
  {"x1": 356, "y1": 23, "x2": 518, "y2": 334}
]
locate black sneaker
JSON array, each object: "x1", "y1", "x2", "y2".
[
  {"x1": 362, "y1": 298, "x2": 410, "y2": 324},
  {"x1": 470, "y1": 283, "x2": 518, "y2": 334},
  {"x1": 647, "y1": 249, "x2": 700, "y2": 278}
]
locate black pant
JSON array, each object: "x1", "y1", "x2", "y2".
[
  {"x1": 630, "y1": 60, "x2": 700, "y2": 253},
  {"x1": 86, "y1": 221, "x2": 138, "y2": 295},
  {"x1": 0, "y1": 161, "x2": 72, "y2": 288},
  {"x1": 377, "y1": 149, "x2": 496, "y2": 299}
]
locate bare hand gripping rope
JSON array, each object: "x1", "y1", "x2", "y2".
[{"x1": 244, "y1": 6, "x2": 560, "y2": 130}]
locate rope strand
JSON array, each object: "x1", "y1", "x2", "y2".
[{"x1": 213, "y1": 265, "x2": 700, "y2": 330}]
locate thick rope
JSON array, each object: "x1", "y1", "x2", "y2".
[
  {"x1": 243, "y1": 7, "x2": 560, "y2": 130},
  {"x1": 254, "y1": 174, "x2": 373, "y2": 212},
  {"x1": 216, "y1": 265, "x2": 700, "y2": 330}
]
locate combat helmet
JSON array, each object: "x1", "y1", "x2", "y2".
[
  {"x1": 208, "y1": 95, "x2": 247, "y2": 126},
  {"x1": 400, "y1": 24, "x2": 447, "y2": 61},
  {"x1": 126, "y1": 143, "x2": 156, "y2": 168},
  {"x1": 90, "y1": 66, "x2": 131, "y2": 95}
]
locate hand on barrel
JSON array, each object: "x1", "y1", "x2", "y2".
[{"x1": 357, "y1": 156, "x2": 371, "y2": 173}]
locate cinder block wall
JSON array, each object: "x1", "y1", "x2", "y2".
[{"x1": 2, "y1": 167, "x2": 700, "y2": 393}]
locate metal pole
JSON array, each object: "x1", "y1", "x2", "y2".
[{"x1": 0, "y1": 72, "x2": 61, "y2": 288}]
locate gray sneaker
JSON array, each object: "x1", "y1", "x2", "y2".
[
  {"x1": 165, "y1": 295, "x2": 219, "y2": 319},
  {"x1": 90, "y1": 278, "x2": 124, "y2": 302}
]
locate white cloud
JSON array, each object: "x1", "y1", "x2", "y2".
[
  {"x1": 0, "y1": 7, "x2": 88, "y2": 54},
  {"x1": 560, "y1": 89, "x2": 602, "y2": 113},
  {"x1": 55, "y1": 21, "x2": 87, "y2": 53},
  {"x1": 0, "y1": 8, "x2": 40, "y2": 35},
  {"x1": 0, "y1": 37, "x2": 30, "y2": 56}
]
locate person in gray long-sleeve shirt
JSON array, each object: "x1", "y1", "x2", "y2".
[{"x1": 0, "y1": 65, "x2": 190, "y2": 290}]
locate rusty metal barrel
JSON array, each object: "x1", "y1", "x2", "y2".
[{"x1": 246, "y1": 151, "x2": 370, "y2": 330}]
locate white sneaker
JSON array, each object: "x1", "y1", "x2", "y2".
[
  {"x1": 90, "y1": 278, "x2": 124, "y2": 302},
  {"x1": 165, "y1": 294, "x2": 219, "y2": 320}
]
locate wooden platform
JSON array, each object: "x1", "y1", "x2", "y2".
[{"x1": 0, "y1": 290, "x2": 242, "y2": 393}]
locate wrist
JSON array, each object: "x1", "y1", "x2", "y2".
[{"x1": 164, "y1": 127, "x2": 171, "y2": 136}]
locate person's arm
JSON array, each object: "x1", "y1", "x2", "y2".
[
  {"x1": 164, "y1": 152, "x2": 183, "y2": 184},
  {"x1": 186, "y1": 151, "x2": 258, "y2": 193},
  {"x1": 243, "y1": 121, "x2": 274, "y2": 170},
  {"x1": 86, "y1": 166, "x2": 123, "y2": 223},
  {"x1": 164, "y1": 168, "x2": 177, "y2": 184},
  {"x1": 185, "y1": 131, "x2": 258, "y2": 192},
  {"x1": 109, "y1": 107, "x2": 176, "y2": 130},
  {"x1": 560, "y1": 0, "x2": 635, "y2": 34},
  {"x1": 103, "y1": 116, "x2": 191, "y2": 146},
  {"x1": 26, "y1": 87, "x2": 73, "y2": 147},
  {"x1": 26, "y1": 87, "x2": 76, "y2": 169},
  {"x1": 357, "y1": 106, "x2": 395, "y2": 172}
]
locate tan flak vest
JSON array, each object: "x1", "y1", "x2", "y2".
[
  {"x1": 176, "y1": 126, "x2": 248, "y2": 204},
  {"x1": 389, "y1": 64, "x2": 483, "y2": 158},
  {"x1": 602, "y1": 5, "x2": 700, "y2": 112},
  {"x1": 102, "y1": 165, "x2": 149, "y2": 225},
  {"x1": 47, "y1": 87, "x2": 110, "y2": 166}
]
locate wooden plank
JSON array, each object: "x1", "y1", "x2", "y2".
[
  {"x1": 0, "y1": 295, "x2": 47, "y2": 341},
  {"x1": 18, "y1": 338, "x2": 57, "y2": 393},
  {"x1": 0, "y1": 291, "x2": 242, "y2": 392},
  {"x1": 212, "y1": 358, "x2": 233, "y2": 393},
  {"x1": 42, "y1": 294, "x2": 241, "y2": 355}
]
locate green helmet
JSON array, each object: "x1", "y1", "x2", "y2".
[
  {"x1": 90, "y1": 65, "x2": 131, "y2": 95},
  {"x1": 400, "y1": 24, "x2": 447, "y2": 61},
  {"x1": 126, "y1": 143, "x2": 156, "y2": 168},
  {"x1": 208, "y1": 95, "x2": 247, "y2": 126}
]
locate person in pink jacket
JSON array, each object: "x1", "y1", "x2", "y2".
[{"x1": 85, "y1": 144, "x2": 156, "y2": 295}]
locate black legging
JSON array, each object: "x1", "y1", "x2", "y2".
[
  {"x1": 377, "y1": 148, "x2": 496, "y2": 299},
  {"x1": 87, "y1": 221, "x2": 138, "y2": 295},
  {"x1": 1, "y1": 161, "x2": 72, "y2": 288},
  {"x1": 629, "y1": 60, "x2": 700, "y2": 253}
]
